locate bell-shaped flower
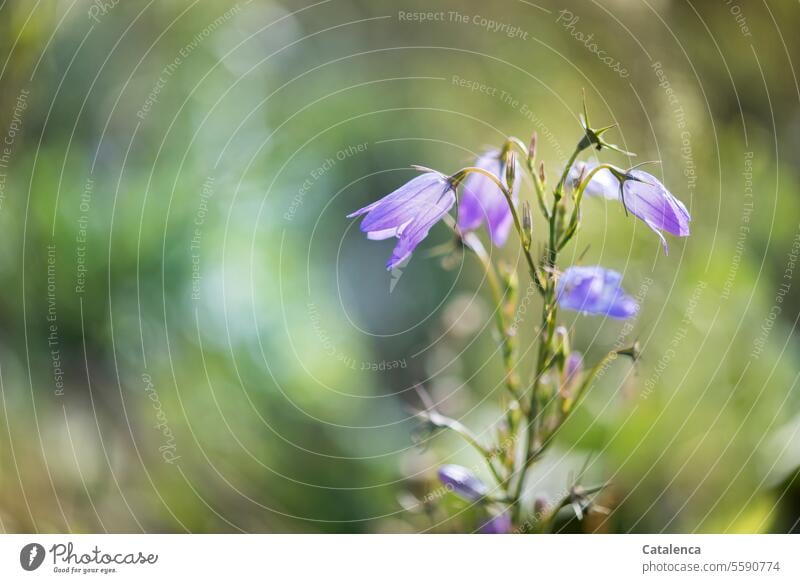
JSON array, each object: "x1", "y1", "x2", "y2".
[
  {"x1": 568, "y1": 163, "x2": 690, "y2": 253},
  {"x1": 457, "y1": 150, "x2": 520, "y2": 246},
  {"x1": 437, "y1": 464, "x2": 489, "y2": 501},
  {"x1": 348, "y1": 172, "x2": 455, "y2": 270},
  {"x1": 557, "y1": 266, "x2": 638, "y2": 320},
  {"x1": 622, "y1": 170, "x2": 690, "y2": 254}
]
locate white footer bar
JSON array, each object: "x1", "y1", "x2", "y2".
[{"x1": 1, "y1": 534, "x2": 797, "y2": 582}]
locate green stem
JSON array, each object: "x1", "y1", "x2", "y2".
[
  {"x1": 463, "y1": 232, "x2": 521, "y2": 469},
  {"x1": 505, "y1": 136, "x2": 550, "y2": 220},
  {"x1": 558, "y1": 162, "x2": 623, "y2": 251},
  {"x1": 458, "y1": 166, "x2": 545, "y2": 294},
  {"x1": 540, "y1": 481, "x2": 610, "y2": 533},
  {"x1": 524, "y1": 349, "x2": 622, "y2": 469},
  {"x1": 555, "y1": 141, "x2": 586, "y2": 201},
  {"x1": 417, "y1": 408, "x2": 506, "y2": 486},
  {"x1": 509, "y1": 139, "x2": 589, "y2": 526}
]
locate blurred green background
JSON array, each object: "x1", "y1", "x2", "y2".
[{"x1": 0, "y1": 0, "x2": 799, "y2": 533}]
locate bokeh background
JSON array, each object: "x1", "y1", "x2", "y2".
[{"x1": 0, "y1": 0, "x2": 799, "y2": 533}]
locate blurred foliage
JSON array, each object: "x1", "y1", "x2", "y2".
[{"x1": 0, "y1": 0, "x2": 798, "y2": 533}]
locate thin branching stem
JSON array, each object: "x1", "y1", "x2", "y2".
[
  {"x1": 505, "y1": 136, "x2": 551, "y2": 220},
  {"x1": 558, "y1": 162, "x2": 625, "y2": 251},
  {"x1": 463, "y1": 232, "x2": 521, "y2": 455},
  {"x1": 458, "y1": 166, "x2": 545, "y2": 294},
  {"x1": 509, "y1": 140, "x2": 588, "y2": 524}
]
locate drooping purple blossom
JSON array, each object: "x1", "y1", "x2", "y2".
[
  {"x1": 457, "y1": 150, "x2": 520, "y2": 246},
  {"x1": 556, "y1": 266, "x2": 638, "y2": 319},
  {"x1": 568, "y1": 162, "x2": 691, "y2": 254},
  {"x1": 347, "y1": 172, "x2": 456, "y2": 270},
  {"x1": 622, "y1": 170, "x2": 690, "y2": 254},
  {"x1": 437, "y1": 464, "x2": 489, "y2": 501},
  {"x1": 479, "y1": 511, "x2": 512, "y2": 534}
]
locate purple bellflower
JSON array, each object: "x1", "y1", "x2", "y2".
[
  {"x1": 438, "y1": 464, "x2": 489, "y2": 501},
  {"x1": 569, "y1": 162, "x2": 691, "y2": 254},
  {"x1": 347, "y1": 172, "x2": 456, "y2": 270},
  {"x1": 557, "y1": 266, "x2": 638, "y2": 320},
  {"x1": 457, "y1": 150, "x2": 520, "y2": 246},
  {"x1": 479, "y1": 511, "x2": 512, "y2": 534},
  {"x1": 622, "y1": 170, "x2": 690, "y2": 254}
]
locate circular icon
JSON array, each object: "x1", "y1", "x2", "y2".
[{"x1": 19, "y1": 543, "x2": 45, "y2": 571}]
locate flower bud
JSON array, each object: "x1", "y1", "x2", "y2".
[
  {"x1": 539, "y1": 161, "x2": 546, "y2": 184},
  {"x1": 504, "y1": 151, "x2": 517, "y2": 190},
  {"x1": 437, "y1": 465, "x2": 489, "y2": 501},
  {"x1": 579, "y1": 92, "x2": 636, "y2": 156},
  {"x1": 553, "y1": 325, "x2": 570, "y2": 359},
  {"x1": 521, "y1": 201, "x2": 532, "y2": 250},
  {"x1": 533, "y1": 495, "x2": 550, "y2": 518},
  {"x1": 528, "y1": 131, "x2": 538, "y2": 161},
  {"x1": 617, "y1": 341, "x2": 641, "y2": 362},
  {"x1": 498, "y1": 260, "x2": 519, "y2": 317}
]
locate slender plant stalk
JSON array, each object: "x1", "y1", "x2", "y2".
[
  {"x1": 558, "y1": 162, "x2": 623, "y2": 251},
  {"x1": 463, "y1": 232, "x2": 521, "y2": 474},
  {"x1": 505, "y1": 137, "x2": 549, "y2": 219},
  {"x1": 508, "y1": 140, "x2": 589, "y2": 524},
  {"x1": 459, "y1": 166, "x2": 545, "y2": 294}
]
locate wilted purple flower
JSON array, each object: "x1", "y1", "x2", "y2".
[
  {"x1": 348, "y1": 172, "x2": 456, "y2": 270},
  {"x1": 457, "y1": 150, "x2": 520, "y2": 246},
  {"x1": 479, "y1": 511, "x2": 511, "y2": 534},
  {"x1": 556, "y1": 266, "x2": 638, "y2": 319},
  {"x1": 568, "y1": 162, "x2": 690, "y2": 254},
  {"x1": 622, "y1": 170, "x2": 690, "y2": 254},
  {"x1": 438, "y1": 464, "x2": 489, "y2": 501}
]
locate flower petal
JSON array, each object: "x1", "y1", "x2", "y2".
[
  {"x1": 365, "y1": 218, "x2": 413, "y2": 241},
  {"x1": 479, "y1": 512, "x2": 511, "y2": 534},
  {"x1": 386, "y1": 187, "x2": 455, "y2": 270},
  {"x1": 642, "y1": 217, "x2": 669, "y2": 255},
  {"x1": 348, "y1": 171, "x2": 455, "y2": 269},
  {"x1": 457, "y1": 150, "x2": 519, "y2": 246},
  {"x1": 623, "y1": 170, "x2": 691, "y2": 239},
  {"x1": 557, "y1": 266, "x2": 638, "y2": 319},
  {"x1": 438, "y1": 464, "x2": 489, "y2": 501},
  {"x1": 350, "y1": 173, "x2": 446, "y2": 232}
]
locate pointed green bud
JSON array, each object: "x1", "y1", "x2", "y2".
[
  {"x1": 528, "y1": 132, "x2": 538, "y2": 162},
  {"x1": 616, "y1": 341, "x2": 641, "y2": 362},
  {"x1": 553, "y1": 325, "x2": 571, "y2": 360},
  {"x1": 504, "y1": 150, "x2": 517, "y2": 190},
  {"x1": 577, "y1": 91, "x2": 637, "y2": 156},
  {"x1": 521, "y1": 201, "x2": 533, "y2": 251}
]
